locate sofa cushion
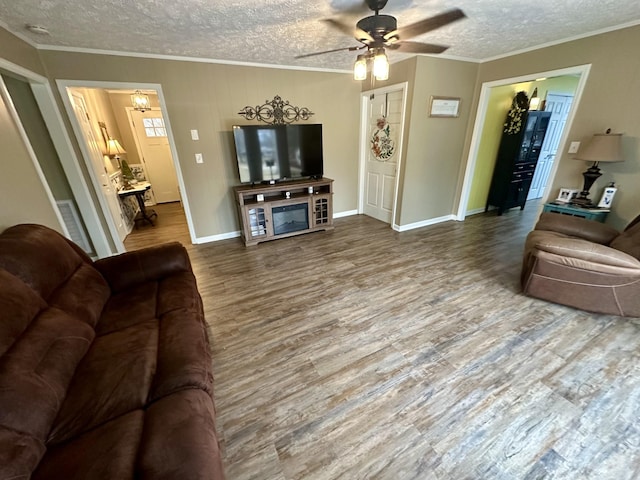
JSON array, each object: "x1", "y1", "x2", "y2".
[
  {"x1": 0, "y1": 224, "x2": 91, "y2": 300},
  {"x1": 137, "y1": 389, "x2": 224, "y2": 480},
  {"x1": 96, "y1": 282, "x2": 159, "y2": 336},
  {"x1": 534, "y1": 235, "x2": 640, "y2": 270},
  {"x1": 610, "y1": 221, "x2": 640, "y2": 260},
  {"x1": 33, "y1": 410, "x2": 145, "y2": 480},
  {"x1": 0, "y1": 307, "x2": 94, "y2": 439},
  {"x1": 0, "y1": 269, "x2": 46, "y2": 357},
  {"x1": 48, "y1": 263, "x2": 110, "y2": 328},
  {"x1": 0, "y1": 427, "x2": 46, "y2": 480},
  {"x1": 48, "y1": 321, "x2": 158, "y2": 445},
  {"x1": 150, "y1": 308, "x2": 213, "y2": 402}
]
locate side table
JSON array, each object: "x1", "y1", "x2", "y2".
[
  {"x1": 118, "y1": 182, "x2": 158, "y2": 227},
  {"x1": 542, "y1": 202, "x2": 609, "y2": 223}
]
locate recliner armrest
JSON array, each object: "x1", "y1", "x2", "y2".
[
  {"x1": 534, "y1": 236, "x2": 640, "y2": 273},
  {"x1": 535, "y1": 212, "x2": 620, "y2": 245},
  {"x1": 94, "y1": 242, "x2": 193, "y2": 293}
]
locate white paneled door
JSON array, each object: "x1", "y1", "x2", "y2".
[
  {"x1": 363, "y1": 89, "x2": 404, "y2": 224},
  {"x1": 130, "y1": 108, "x2": 180, "y2": 203},
  {"x1": 528, "y1": 93, "x2": 573, "y2": 199},
  {"x1": 70, "y1": 92, "x2": 128, "y2": 242}
]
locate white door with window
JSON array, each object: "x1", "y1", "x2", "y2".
[
  {"x1": 363, "y1": 88, "x2": 404, "y2": 224},
  {"x1": 130, "y1": 108, "x2": 180, "y2": 203},
  {"x1": 528, "y1": 93, "x2": 573, "y2": 199},
  {"x1": 70, "y1": 92, "x2": 128, "y2": 241}
]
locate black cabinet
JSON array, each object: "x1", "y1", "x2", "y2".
[{"x1": 486, "y1": 110, "x2": 552, "y2": 215}]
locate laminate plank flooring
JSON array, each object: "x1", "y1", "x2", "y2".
[{"x1": 125, "y1": 203, "x2": 640, "y2": 480}]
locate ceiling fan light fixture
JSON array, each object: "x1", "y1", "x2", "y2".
[
  {"x1": 373, "y1": 49, "x2": 389, "y2": 81},
  {"x1": 354, "y1": 54, "x2": 368, "y2": 81},
  {"x1": 131, "y1": 90, "x2": 151, "y2": 112}
]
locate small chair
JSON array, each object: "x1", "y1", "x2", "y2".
[{"x1": 521, "y1": 212, "x2": 640, "y2": 317}]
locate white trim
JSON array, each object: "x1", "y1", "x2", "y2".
[
  {"x1": 358, "y1": 81, "x2": 409, "y2": 227},
  {"x1": 58, "y1": 85, "x2": 126, "y2": 253},
  {"x1": 30, "y1": 82, "x2": 114, "y2": 257},
  {"x1": 334, "y1": 209, "x2": 358, "y2": 218},
  {"x1": 465, "y1": 207, "x2": 488, "y2": 216},
  {"x1": 481, "y1": 19, "x2": 640, "y2": 63},
  {"x1": 0, "y1": 75, "x2": 68, "y2": 235},
  {"x1": 455, "y1": 64, "x2": 592, "y2": 221},
  {"x1": 193, "y1": 231, "x2": 241, "y2": 244},
  {"x1": 394, "y1": 214, "x2": 456, "y2": 232},
  {"x1": 37, "y1": 45, "x2": 352, "y2": 74},
  {"x1": 0, "y1": 58, "x2": 47, "y2": 83}
]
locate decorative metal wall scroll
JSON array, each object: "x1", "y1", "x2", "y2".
[{"x1": 238, "y1": 95, "x2": 314, "y2": 125}]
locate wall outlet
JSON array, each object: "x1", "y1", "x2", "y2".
[
  {"x1": 191, "y1": 129, "x2": 199, "y2": 140},
  {"x1": 195, "y1": 153, "x2": 203, "y2": 163},
  {"x1": 568, "y1": 141, "x2": 580, "y2": 154}
]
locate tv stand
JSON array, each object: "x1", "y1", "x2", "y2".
[{"x1": 234, "y1": 178, "x2": 334, "y2": 246}]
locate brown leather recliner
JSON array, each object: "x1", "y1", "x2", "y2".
[{"x1": 522, "y1": 212, "x2": 640, "y2": 317}]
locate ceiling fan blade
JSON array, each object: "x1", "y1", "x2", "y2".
[
  {"x1": 386, "y1": 8, "x2": 466, "y2": 41},
  {"x1": 331, "y1": 0, "x2": 370, "y2": 15},
  {"x1": 322, "y1": 18, "x2": 356, "y2": 37},
  {"x1": 295, "y1": 45, "x2": 364, "y2": 59},
  {"x1": 387, "y1": 41, "x2": 449, "y2": 54}
]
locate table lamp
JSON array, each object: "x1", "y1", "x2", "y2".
[
  {"x1": 572, "y1": 129, "x2": 624, "y2": 206},
  {"x1": 106, "y1": 137, "x2": 127, "y2": 166}
]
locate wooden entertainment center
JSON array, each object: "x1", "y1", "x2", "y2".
[{"x1": 234, "y1": 178, "x2": 334, "y2": 246}]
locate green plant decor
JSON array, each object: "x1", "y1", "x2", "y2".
[{"x1": 120, "y1": 159, "x2": 135, "y2": 180}]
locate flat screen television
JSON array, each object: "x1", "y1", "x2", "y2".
[{"x1": 232, "y1": 124, "x2": 323, "y2": 184}]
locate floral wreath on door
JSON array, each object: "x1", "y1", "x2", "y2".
[{"x1": 371, "y1": 117, "x2": 396, "y2": 161}]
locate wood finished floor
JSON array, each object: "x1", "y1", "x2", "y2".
[{"x1": 125, "y1": 202, "x2": 640, "y2": 480}]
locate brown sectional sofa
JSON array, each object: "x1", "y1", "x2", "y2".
[{"x1": 0, "y1": 224, "x2": 225, "y2": 479}]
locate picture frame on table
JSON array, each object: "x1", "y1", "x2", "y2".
[{"x1": 556, "y1": 188, "x2": 579, "y2": 203}]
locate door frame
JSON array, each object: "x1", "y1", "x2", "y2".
[
  {"x1": 455, "y1": 64, "x2": 591, "y2": 220},
  {"x1": 65, "y1": 88, "x2": 127, "y2": 249},
  {"x1": 57, "y1": 79, "x2": 197, "y2": 250},
  {"x1": 358, "y1": 81, "x2": 408, "y2": 230},
  {"x1": 0, "y1": 58, "x2": 114, "y2": 257}
]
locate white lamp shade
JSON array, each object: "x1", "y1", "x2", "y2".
[
  {"x1": 106, "y1": 137, "x2": 126, "y2": 156},
  {"x1": 354, "y1": 56, "x2": 367, "y2": 81},
  {"x1": 373, "y1": 51, "x2": 389, "y2": 81},
  {"x1": 574, "y1": 133, "x2": 624, "y2": 163}
]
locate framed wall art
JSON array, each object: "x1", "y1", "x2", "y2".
[{"x1": 429, "y1": 96, "x2": 461, "y2": 118}]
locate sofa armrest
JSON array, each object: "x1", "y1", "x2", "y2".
[
  {"x1": 94, "y1": 242, "x2": 193, "y2": 293},
  {"x1": 534, "y1": 236, "x2": 640, "y2": 273},
  {"x1": 535, "y1": 212, "x2": 620, "y2": 245}
]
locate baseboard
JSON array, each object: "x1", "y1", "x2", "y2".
[
  {"x1": 334, "y1": 209, "x2": 358, "y2": 218},
  {"x1": 193, "y1": 230, "x2": 241, "y2": 244},
  {"x1": 394, "y1": 214, "x2": 456, "y2": 232},
  {"x1": 466, "y1": 207, "x2": 487, "y2": 216}
]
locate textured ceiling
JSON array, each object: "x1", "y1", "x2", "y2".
[{"x1": 1, "y1": 0, "x2": 640, "y2": 71}]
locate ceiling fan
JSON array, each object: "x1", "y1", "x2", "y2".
[{"x1": 296, "y1": 0, "x2": 466, "y2": 80}]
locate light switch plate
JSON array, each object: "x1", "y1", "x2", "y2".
[
  {"x1": 195, "y1": 153, "x2": 203, "y2": 163},
  {"x1": 568, "y1": 141, "x2": 580, "y2": 154},
  {"x1": 191, "y1": 129, "x2": 199, "y2": 141}
]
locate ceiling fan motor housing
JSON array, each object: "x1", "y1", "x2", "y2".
[
  {"x1": 366, "y1": 0, "x2": 389, "y2": 11},
  {"x1": 356, "y1": 14, "x2": 398, "y2": 43}
]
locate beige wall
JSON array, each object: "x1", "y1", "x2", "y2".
[
  {"x1": 398, "y1": 56, "x2": 479, "y2": 225},
  {"x1": 39, "y1": 50, "x2": 362, "y2": 239},
  {"x1": 0, "y1": 28, "x2": 45, "y2": 76},
  {"x1": 0, "y1": 80, "x2": 61, "y2": 232},
  {"x1": 473, "y1": 24, "x2": 640, "y2": 229}
]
